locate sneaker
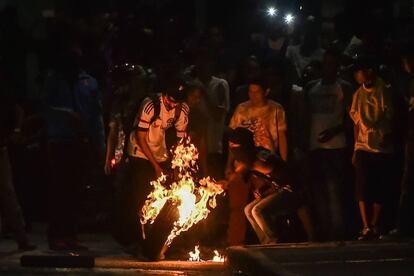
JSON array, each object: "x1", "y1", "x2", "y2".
[
  {"x1": 380, "y1": 229, "x2": 410, "y2": 242},
  {"x1": 358, "y1": 227, "x2": 374, "y2": 241}
]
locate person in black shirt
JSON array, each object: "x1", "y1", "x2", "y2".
[
  {"x1": 221, "y1": 128, "x2": 314, "y2": 244},
  {"x1": 244, "y1": 148, "x2": 315, "y2": 244}
]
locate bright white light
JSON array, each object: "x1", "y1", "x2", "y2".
[
  {"x1": 284, "y1": 13, "x2": 295, "y2": 24},
  {"x1": 267, "y1": 7, "x2": 277, "y2": 17}
]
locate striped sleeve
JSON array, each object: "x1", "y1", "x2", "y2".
[{"x1": 137, "y1": 99, "x2": 154, "y2": 131}]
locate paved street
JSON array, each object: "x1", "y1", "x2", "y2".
[
  {"x1": 227, "y1": 241, "x2": 414, "y2": 275},
  {"x1": 0, "y1": 224, "x2": 227, "y2": 275},
  {"x1": 3, "y1": 224, "x2": 414, "y2": 275}
]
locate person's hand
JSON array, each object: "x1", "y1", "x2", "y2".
[
  {"x1": 318, "y1": 127, "x2": 337, "y2": 143},
  {"x1": 154, "y1": 164, "x2": 164, "y2": 179},
  {"x1": 216, "y1": 179, "x2": 229, "y2": 190},
  {"x1": 352, "y1": 151, "x2": 357, "y2": 166}
]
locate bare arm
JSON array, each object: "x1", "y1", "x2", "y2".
[
  {"x1": 104, "y1": 122, "x2": 118, "y2": 175},
  {"x1": 136, "y1": 130, "x2": 163, "y2": 177},
  {"x1": 225, "y1": 149, "x2": 235, "y2": 178},
  {"x1": 279, "y1": 130, "x2": 288, "y2": 161}
]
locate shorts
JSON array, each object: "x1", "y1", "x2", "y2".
[{"x1": 354, "y1": 150, "x2": 393, "y2": 204}]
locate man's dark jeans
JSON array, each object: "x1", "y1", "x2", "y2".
[
  {"x1": 310, "y1": 148, "x2": 346, "y2": 241},
  {"x1": 112, "y1": 157, "x2": 166, "y2": 246},
  {"x1": 47, "y1": 142, "x2": 82, "y2": 240}
]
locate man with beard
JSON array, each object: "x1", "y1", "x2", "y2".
[{"x1": 115, "y1": 74, "x2": 189, "y2": 257}]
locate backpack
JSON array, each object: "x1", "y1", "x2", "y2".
[
  {"x1": 148, "y1": 94, "x2": 182, "y2": 125},
  {"x1": 128, "y1": 94, "x2": 182, "y2": 154}
]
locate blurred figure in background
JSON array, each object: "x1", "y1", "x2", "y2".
[
  {"x1": 185, "y1": 80, "x2": 209, "y2": 176},
  {"x1": 301, "y1": 49, "x2": 354, "y2": 241},
  {"x1": 0, "y1": 92, "x2": 36, "y2": 251},
  {"x1": 382, "y1": 44, "x2": 414, "y2": 240},
  {"x1": 44, "y1": 46, "x2": 90, "y2": 251},
  {"x1": 231, "y1": 56, "x2": 261, "y2": 114},
  {"x1": 193, "y1": 50, "x2": 230, "y2": 180},
  {"x1": 286, "y1": 18, "x2": 325, "y2": 81}
]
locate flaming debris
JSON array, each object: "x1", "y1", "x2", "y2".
[
  {"x1": 188, "y1": 245, "x2": 201, "y2": 262},
  {"x1": 211, "y1": 250, "x2": 225, "y2": 262},
  {"x1": 188, "y1": 245, "x2": 225, "y2": 263},
  {"x1": 140, "y1": 137, "x2": 224, "y2": 247}
]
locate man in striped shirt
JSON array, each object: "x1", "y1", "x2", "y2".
[{"x1": 114, "y1": 77, "x2": 189, "y2": 255}]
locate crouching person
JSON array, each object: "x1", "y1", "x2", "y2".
[{"x1": 244, "y1": 149, "x2": 315, "y2": 244}]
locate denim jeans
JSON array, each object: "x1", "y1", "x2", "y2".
[
  {"x1": 309, "y1": 148, "x2": 346, "y2": 241},
  {"x1": 244, "y1": 190, "x2": 299, "y2": 244}
]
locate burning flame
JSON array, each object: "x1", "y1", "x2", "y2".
[
  {"x1": 187, "y1": 245, "x2": 225, "y2": 262},
  {"x1": 211, "y1": 250, "x2": 225, "y2": 262},
  {"x1": 140, "y1": 137, "x2": 224, "y2": 246},
  {"x1": 188, "y1": 245, "x2": 201, "y2": 262}
]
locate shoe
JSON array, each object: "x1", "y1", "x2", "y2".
[
  {"x1": 358, "y1": 227, "x2": 374, "y2": 241},
  {"x1": 380, "y1": 229, "x2": 410, "y2": 242},
  {"x1": 18, "y1": 242, "x2": 37, "y2": 251}
]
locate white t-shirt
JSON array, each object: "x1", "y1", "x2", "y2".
[
  {"x1": 308, "y1": 80, "x2": 346, "y2": 150},
  {"x1": 203, "y1": 76, "x2": 230, "y2": 154},
  {"x1": 128, "y1": 96, "x2": 189, "y2": 162},
  {"x1": 349, "y1": 79, "x2": 393, "y2": 154},
  {"x1": 229, "y1": 100, "x2": 287, "y2": 153}
]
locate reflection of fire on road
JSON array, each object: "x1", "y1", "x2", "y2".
[
  {"x1": 140, "y1": 137, "x2": 224, "y2": 260},
  {"x1": 188, "y1": 245, "x2": 225, "y2": 263}
]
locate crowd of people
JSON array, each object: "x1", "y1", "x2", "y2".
[{"x1": 0, "y1": 3, "x2": 413, "y2": 258}]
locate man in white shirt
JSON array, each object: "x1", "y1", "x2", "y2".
[
  {"x1": 350, "y1": 58, "x2": 394, "y2": 240},
  {"x1": 225, "y1": 78, "x2": 287, "y2": 245},
  {"x1": 302, "y1": 49, "x2": 353, "y2": 241},
  {"x1": 114, "y1": 76, "x2": 189, "y2": 254},
  {"x1": 229, "y1": 79, "x2": 288, "y2": 160}
]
